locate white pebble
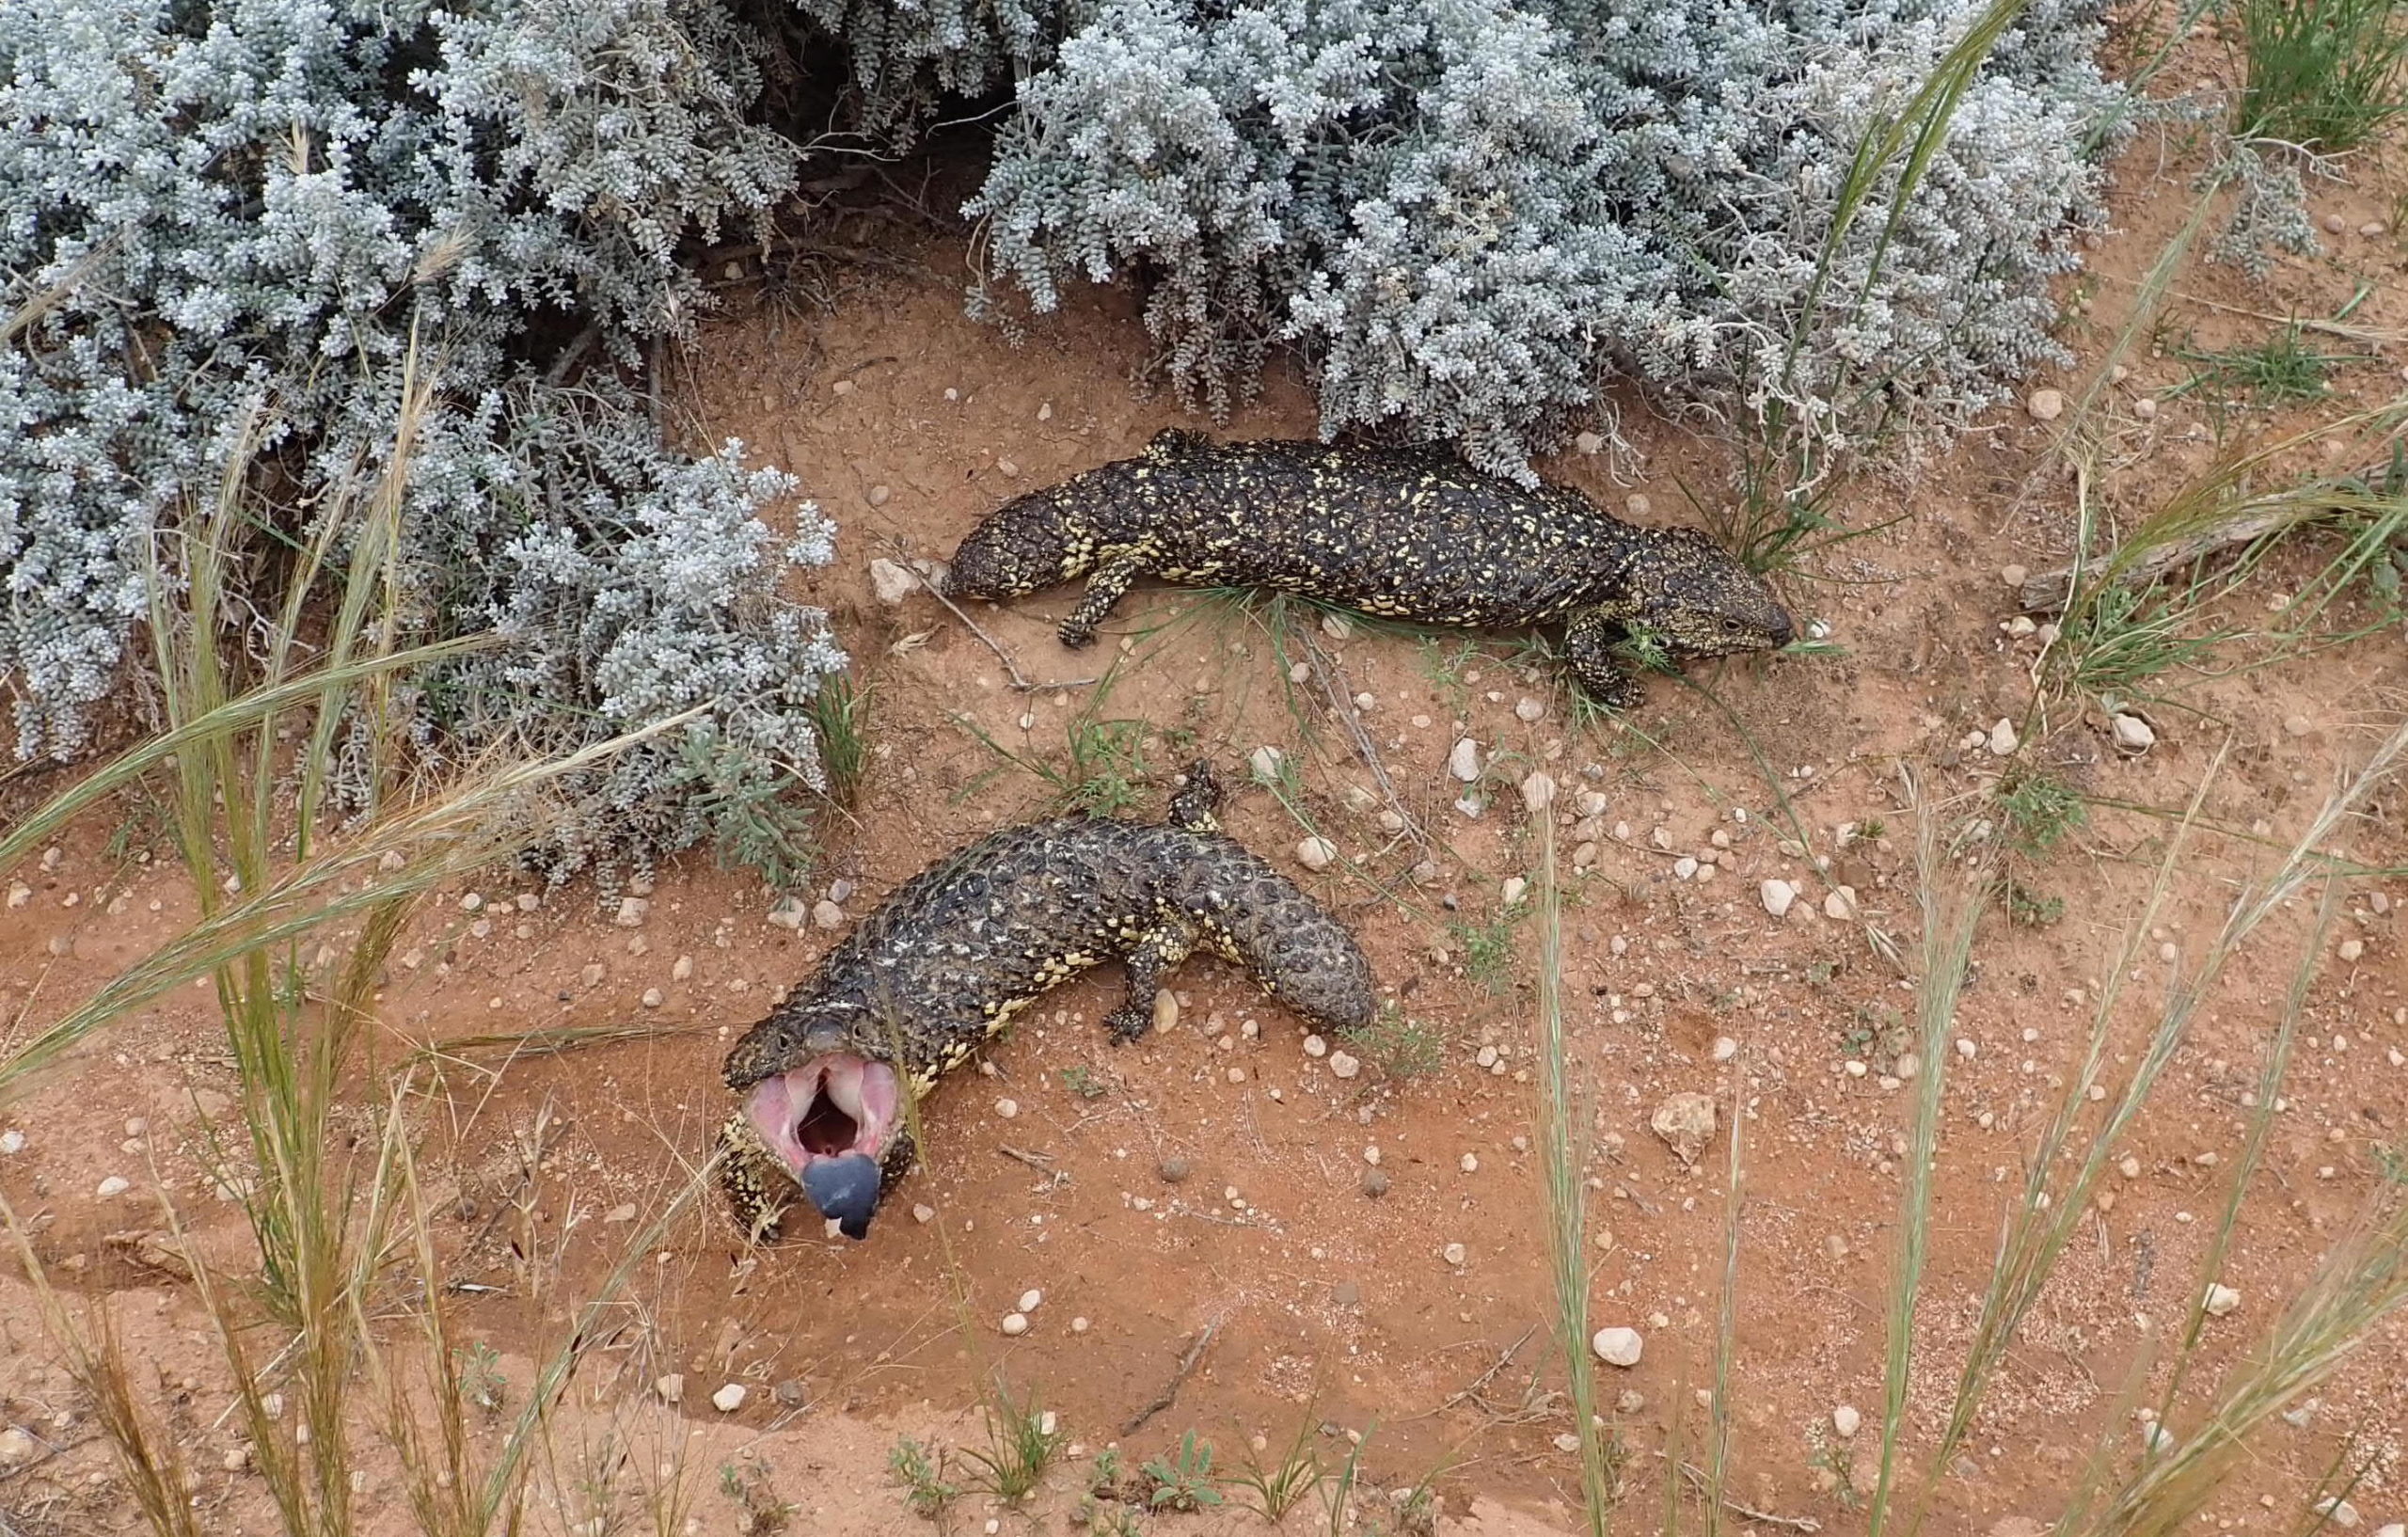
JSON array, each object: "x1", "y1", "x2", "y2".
[
  {"x1": 97, "y1": 1175, "x2": 130, "y2": 1198},
  {"x1": 1460, "y1": 1153, "x2": 1480, "y2": 1174},
  {"x1": 711, "y1": 1384, "x2": 747, "y2": 1413},
  {"x1": 2202, "y1": 1283, "x2": 2242, "y2": 1318},
  {"x1": 1442, "y1": 1243, "x2": 1467, "y2": 1266},
  {"x1": 995, "y1": 1099, "x2": 1020, "y2": 1119},
  {"x1": 1448, "y1": 738, "x2": 1481, "y2": 783},
  {"x1": 1592, "y1": 1327, "x2": 1644, "y2": 1368},
  {"x1": 1249, "y1": 745, "x2": 1285, "y2": 783},
  {"x1": 612, "y1": 896, "x2": 649, "y2": 927},
  {"x1": 0, "y1": 1130, "x2": 23, "y2": 1155},
  {"x1": 1019, "y1": 1289, "x2": 1043, "y2": 1313},
  {"x1": 655, "y1": 1374, "x2": 685, "y2": 1404},
  {"x1": 1712, "y1": 1036, "x2": 1738, "y2": 1062},
  {"x1": 1988, "y1": 718, "x2": 2020, "y2": 756},
  {"x1": 2026, "y1": 388, "x2": 2065, "y2": 421},
  {"x1": 1001, "y1": 1313, "x2": 1030, "y2": 1337},
  {"x1": 1303, "y1": 1035, "x2": 1328, "y2": 1058},
  {"x1": 1832, "y1": 1404, "x2": 1861, "y2": 1439},
  {"x1": 1328, "y1": 1052, "x2": 1361, "y2": 1080},
  {"x1": 1295, "y1": 836, "x2": 1339, "y2": 872},
  {"x1": 1500, "y1": 877, "x2": 1528, "y2": 906},
  {"x1": 1515, "y1": 698, "x2": 1545, "y2": 722},
  {"x1": 1759, "y1": 879, "x2": 1797, "y2": 918},
  {"x1": 1520, "y1": 772, "x2": 1557, "y2": 813},
  {"x1": 2111, "y1": 713, "x2": 2156, "y2": 753}
]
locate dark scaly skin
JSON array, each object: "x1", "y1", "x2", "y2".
[
  {"x1": 717, "y1": 762, "x2": 1375, "y2": 1239},
  {"x1": 945, "y1": 432, "x2": 1796, "y2": 707}
]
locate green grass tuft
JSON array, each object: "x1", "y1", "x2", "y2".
[{"x1": 2234, "y1": 0, "x2": 2408, "y2": 151}]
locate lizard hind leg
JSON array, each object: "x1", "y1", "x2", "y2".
[
  {"x1": 1166, "y1": 758, "x2": 1225, "y2": 832},
  {"x1": 1101, "y1": 923, "x2": 1199, "y2": 1043}
]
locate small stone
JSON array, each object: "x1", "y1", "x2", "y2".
[
  {"x1": 2360, "y1": 221, "x2": 2388, "y2": 238},
  {"x1": 1459, "y1": 1153, "x2": 1480, "y2": 1174},
  {"x1": 1442, "y1": 1243, "x2": 1467, "y2": 1266},
  {"x1": 1554, "y1": 1433, "x2": 1582, "y2": 1452},
  {"x1": 995, "y1": 458, "x2": 1019, "y2": 478},
  {"x1": 1448, "y1": 737, "x2": 1481, "y2": 783},
  {"x1": 2133, "y1": 397, "x2": 2158, "y2": 420},
  {"x1": 1988, "y1": 718, "x2": 2020, "y2": 756},
  {"x1": 2338, "y1": 938, "x2": 2365, "y2": 963},
  {"x1": 766, "y1": 897, "x2": 807, "y2": 930},
  {"x1": 863, "y1": 556, "x2": 920, "y2": 604},
  {"x1": 911, "y1": 1204, "x2": 935, "y2": 1224},
  {"x1": 1019, "y1": 1289, "x2": 1043, "y2": 1313},
  {"x1": 1574, "y1": 431, "x2": 1605, "y2": 454},
  {"x1": 2118, "y1": 1155, "x2": 2142, "y2": 1179},
  {"x1": 1001, "y1": 1312, "x2": 1030, "y2": 1337},
  {"x1": 578, "y1": 963, "x2": 606, "y2": 989},
  {"x1": 603, "y1": 1203, "x2": 638, "y2": 1224},
  {"x1": 1152, "y1": 989, "x2": 1180, "y2": 1034},
  {"x1": 2026, "y1": 388, "x2": 2065, "y2": 421},
  {"x1": 1515, "y1": 697, "x2": 1546, "y2": 722},
  {"x1": 1159, "y1": 1157, "x2": 1191, "y2": 1184},
  {"x1": 222, "y1": 1447, "x2": 248, "y2": 1471},
  {"x1": 2315, "y1": 1497, "x2": 2360, "y2": 1529},
  {"x1": 1361, "y1": 1168, "x2": 1390, "y2": 1198},
  {"x1": 1649, "y1": 1092, "x2": 1717, "y2": 1165},
  {"x1": 2202, "y1": 1283, "x2": 2242, "y2": 1318},
  {"x1": 1673, "y1": 856, "x2": 1699, "y2": 880},
  {"x1": 612, "y1": 896, "x2": 649, "y2": 927},
  {"x1": 1824, "y1": 886, "x2": 1859, "y2": 922},
  {"x1": 812, "y1": 900, "x2": 845, "y2": 929},
  {"x1": 2111, "y1": 713, "x2": 2156, "y2": 753},
  {"x1": 1321, "y1": 614, "x2": 1353, "y2": 641},
  {"x1": 1249, "y1": 745, "x2": 1285, "y2": 783},
  {"x1": 1328, "y1": 1052, "x2": 1361, "y2": 1080},
  {"x1": 641, "y1": 988, "x2": 663, "y2": 1008},
  {"x1": 1712, "y1": 1037, "x2": 1738, "y2": 1062},
  {"x1": 1500, "y1": 876, "x2": 1528, "y2": 906},
  {"x1": 2322, "y1": 212, "x2": 2350, "y2": 235},
  {"x1": 995, "y1": 1098, "x2": 1019, "y2": 1119},
  {"x1": 461, "y1": 892, "x2": 484, "y2": 912},
  {"x1": 1303, "y1": 1034, "x2": 1328, "y2": 1058},
  {"x1": 711, "y1": 1384, "x2": 747, "y2": 1413},
  {"x1": 1832, "y1": 1404, "x2": 1861, "y2": 1440},
  {"x1": 97, "y1": 1176, "x2": 130, "y2": 1198},
  {"x1": 2284, "y1": 714, "x2": 2313, "y2": 738},
  {"x1": 1295, "y1": 836, "x2": 1339, "y2": 872},
  {"x1": 0, "y1": 1428, "x2": 36, "y2": 1466},
  {"x1": 672, "y1": 954, "x2": 694, "y2": 982},
  {"x1": 1760, "y1": 879, "x2": 1797, "y2": 918},
  {"x1": 864, "y1": 483, "x2": 893, "y2": 507},
  {"x1": 1520, "y1": 772, "x2": 1557, "y2": 814},
  {"x1": 655, "y1": 1374, "x2": 685, "y2": 1404},
  {"x1": 1592, "y1": 1327, "x2": 1644, "y2": 1368},
  {"x1": 0, "y1": 1130, "x2": 23, "y2": 1155}
]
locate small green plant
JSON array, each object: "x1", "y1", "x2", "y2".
[
  {"x1": 1339, "y1": 1003, "x2": 1446, "y2": 1081},
  {"x1": 692, "y1": 733, "x2": 822, "y2": 895},
  {"x1": 720, "y1": 1460, "x2": 798, "y2": 1536},
  {"x1": 961, "y1": 1379, "x2": 1063, "y2": 1503},
  {"x1": 1060, "y1": 1065, "x2": 1109, "y2": 1100},
  {"x1": 1449, "y1": 912, "x2": 1520, "y2": 992},
  {"x1": 1229, "y1": 1407, "x2": 1323, "y2": 1522},
  {"x1": 2004, "y1": 879, "x2": 2066, "y2": 927},
  {"x1": 455, "y1": 1340, "x2": 506, "y2": 1417},
  {"x1": 2168, "y1": 323, "x2": 2363, "y2": 407},
  {"x1": 1143, "y1": 1431, "x2": 1224, "y2": 1513},
  {"x1": 2234, "y1": 0, "x2": 2408, "y2": 150},
  {"x1": 1808, "y1": 1438, "x2": 1864, "y2": 1510},
  {"x1": 2052, "y1": 579, "x2": 2235, "y2": 699},
  {"x1": 890, "y1": 1437, "x2": 959, "y2": 1518},
  {"x1": 1998, "y1": 768, "x2": 2087, "y2": 858},
  {"x1": 808, "y1": 672, "x2": 872, "y2": 808}
]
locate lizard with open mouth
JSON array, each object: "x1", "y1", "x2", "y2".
[{"x1": 715, "y1": 760, "x2": 1375, "y2": 1241}]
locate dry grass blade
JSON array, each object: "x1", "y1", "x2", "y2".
[
  {"x1": 1534, "y1": 816, "x2": 1615, "y2": 1533},
  {"x1": 1864, "y1": 776, "x2": 1990, "y2": 1537}
]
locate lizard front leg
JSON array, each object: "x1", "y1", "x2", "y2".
[
  {"x1": 716, "y1": 1112, "x2": 798, "y2": 1243},
  {"x1": 1101, "y1": 922, "x2": 1198, "y2": 1043},
  {"x1": 1058, "y1": 551, "x2": 1146, "y2": 649},
  {"x1": 1563, "y1": 604, "x2": 1649, "y2": 711}
]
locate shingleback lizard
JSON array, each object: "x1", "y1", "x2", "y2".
[
  {"x1": 716, "y1": 761, "x2": 1374, "y2": 1241},
  {"x1": 945, "y1": 432, "x2": 1795, "y2": 707}
]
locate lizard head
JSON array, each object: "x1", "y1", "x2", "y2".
[
  {"x1": 721, "y1": 1005, "x2": 908, "y2": 1240},
  {"x1": 1626, "y1": 529, "x2": 1795, "y2": 658}
]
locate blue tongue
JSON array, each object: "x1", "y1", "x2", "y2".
[{"x1": 800, "y1": 1153, "x2": 880, "y2": 1241}]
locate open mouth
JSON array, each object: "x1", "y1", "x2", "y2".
[{"x1": 742, "y1": 1054, "x2": 900, "y2": 1180}]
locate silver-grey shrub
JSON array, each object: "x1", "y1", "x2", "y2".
[
  {"x1": 1, "y1": 0, "x2": 842, "y2": 882},
  {"x1": 968, "y1": 0, "x2": 2126, "y2": 481}
]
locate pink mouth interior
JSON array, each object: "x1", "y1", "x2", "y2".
[{"x1": 743, "y1": 1054, "x2": 900, "y2": 1178}]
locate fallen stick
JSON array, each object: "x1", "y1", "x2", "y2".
[
  {"x1": 2018, "y1": 500, "x2": 2344, "y2": 615},
  {"x1": 1121, "y1": 1322, "x2": 1217, "y2": 1436}
]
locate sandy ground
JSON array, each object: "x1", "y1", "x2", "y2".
[{"x1": 4, "y1": 32, "x2": 2408, "y2": 1537}]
